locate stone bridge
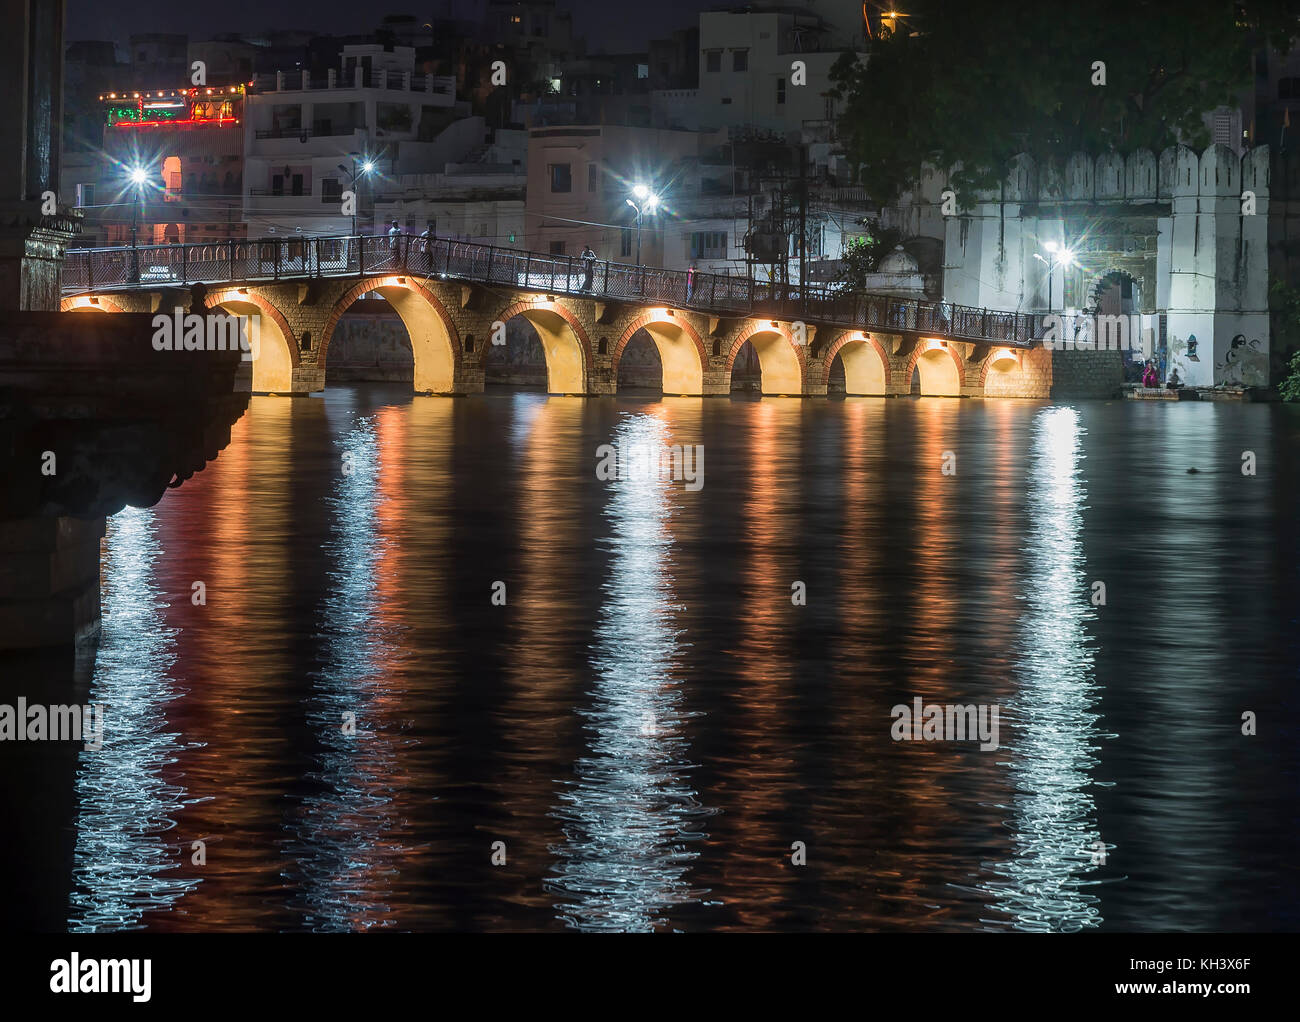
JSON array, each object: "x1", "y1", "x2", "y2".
[{"x1": 60, "y1": 237, "x2": 1120, "y2": 399}]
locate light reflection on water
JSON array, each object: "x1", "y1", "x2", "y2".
[
  {"x1": 977, "y1": 406, "x2": 1111, "y2": 932},
  {"x1": 547, "y1": 412, "x2": 714, "y2": 931},
  {"x1": 27, "y1": 391, "x2": 1296, "y2": 932},
  {"x1": 69, "y1": 506, "x2": 199, "y2": 932},
  {"x1": 283, "y1": 412, "x2": 415, "y2": 931}
]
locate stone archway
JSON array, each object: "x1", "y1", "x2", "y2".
[
  {"x1": 906, "y1": 342, "x2": 964, "y2": 396},
  {"x1": 205, "y1": 289, "x2": 300, "y2": 394},
  {"x1": 611, "y1": 312, "x2": 707, "y2": 395},
  {"x1": 821, "y1": 331, "x2": 891, "y2": 395},
  {"x1": 726, "y1": 322, "x2": 804, "y2": 395},
  {"x1": 493, "y1": 298, "x2": 594, "y2": 394},
  {"x1": 321, "y1": 276, "x2": 461, "y2": 394}
]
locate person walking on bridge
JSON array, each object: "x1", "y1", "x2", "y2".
[{"x1": 580, "y1": 243, "x2": 597, "y2": 293}]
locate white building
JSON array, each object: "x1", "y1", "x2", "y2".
[
  {"x1": 372, "y1": 130, "x2": 529, "y2": 247},
  {"x1": 883, "y1": 145, "x2": 1284, "y2": 387},
  {"x1": 242, "y1": 44, "x2": 466, "y2": 237},
  {"x1": 693, "y1": 0, "x2": 864, "y2": 139}
]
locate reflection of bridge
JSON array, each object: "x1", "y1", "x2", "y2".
[{"x1": 62, "y1": 234, "x2": 1062, "y2": 398}]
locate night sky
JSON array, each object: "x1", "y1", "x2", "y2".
[{"x1": 66, "y1": 0, "x2": 709, "y2": 54}]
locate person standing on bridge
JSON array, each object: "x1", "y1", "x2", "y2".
[
  {"x1": 388, "y1": 220, "x2": 402, "y2": 265},
  {"x1": 581, "y1": 243, "x2": 597, "y2": 293},
  {"x1": 687, "y1": 262, "x2": 697, "y2": 302}
]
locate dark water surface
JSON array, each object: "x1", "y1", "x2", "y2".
[{"x1": 18, "y1": 388, "x2": 1300, "y2": 932}]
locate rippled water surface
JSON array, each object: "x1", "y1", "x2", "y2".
[{"x1": 12, "y1": 388, "x2": 1300, "y2": 932}]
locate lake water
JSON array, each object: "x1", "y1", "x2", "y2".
[{"x1": 10, "y1": 387, "x2": 1300, "y2": 932}]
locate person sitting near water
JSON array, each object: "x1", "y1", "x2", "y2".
[{"x1": 1142, "y1": 360, "x2": 1158, "y2": 388}]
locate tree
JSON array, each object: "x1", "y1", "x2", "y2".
[
  {"x1": 834, "y1": 226, "x2": 903, "y2": 293},
  {"x1": 1272, "y1": 279, "x2": 1300, "y2": 399},
  {"x1": 831, "y1": 1, "x2": 1300, "y2": 206}
]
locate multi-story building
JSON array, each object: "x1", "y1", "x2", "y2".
[
  {"x1": 372, "y1": 128, "x2": 528, "y2": 246},
  {"x1": 241, "y1": 44, "x2": 466, "y2": 236},
  {"x1": 693, "y1": 0, "x2": 865, "y2": 139},
  {"x1": 63, "y1": 83, "x2": 248, "y2": 247},
  {"x1": 525, "y1": 123, "x2": 722, "y2": 264}
]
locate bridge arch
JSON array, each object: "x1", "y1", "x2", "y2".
[
  {"x1": 494, "y1": 298, "x2": 593, "y2": 394},
  {"x1": 61, "y1": 295, "x2": 126, "y2": 313},
  {"x1": 611, "y1": 311, "x2": 707, "y2": 395},
  {"x1": 204, "y1": 289, "x2": 299, "y2": 394},
  {"x1": 905, "y1": 341, "x2": 964, "y2": 396},
  {"x1": 981, "y1": 348, "x2": 1033, "y2": 396},
  {"x1": 321, "y1": 277, "x2": 461, "y2": 394},
  {"x1": 821, "y1": 331, "x2": 891, "y2": 395},
  {"x1": 727, "y1": 322, "x2": 804, "y2": 395}
]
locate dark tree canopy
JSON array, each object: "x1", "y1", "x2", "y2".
[{"x1": 830, "y1": 1, "x2": 1300, "y2": 205}]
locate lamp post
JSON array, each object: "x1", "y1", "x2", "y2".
[
  {"x1": 126, "y1": 165, "x2": 150, "y2": 283},
  {"x1": 625, "y1": 184, "x2": 659, "y2": 293},
  {"x1": 1032, "y1": 240, "x2": 1075, "y2": 314},
  {"x1": 337, "y1": 154, "x2": 376, "y2": 238}
]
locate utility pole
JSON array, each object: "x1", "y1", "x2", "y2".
[{"x1": 798, "y1": 142, "x2": 807, "y2": 308}]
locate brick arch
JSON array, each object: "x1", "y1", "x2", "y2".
[
  {"x1": 818, "y1": 330, "x2": 892, "y2": 388},
  {"x1": 203, "y1": 288, "x2": 301, "y2": 367},
  {"x1": 61, "y1": 295, "x2": 126, "y2": 313},
  {"x1": 610, "y1": 311, "x2": 707, "y2": 373},
  {"x1": 493, "y1": 297, "x2": 594, "y2": 374},
  {"x1": 725, "y1": 321, "x2": 807, "y2": 374},
  {"x1": 318, "y1": 275, "x2": 461, "y2": 368},
  {"x1": 902, "y1": 342, "x2": 965, "y2": 384},
  {"x1": 979, "y1": 348, "x2": 1024, "y2": 386}
]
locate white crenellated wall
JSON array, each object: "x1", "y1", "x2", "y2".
[{"x1": 901, "y1": 144, "x2": 1281, "y2": 386}]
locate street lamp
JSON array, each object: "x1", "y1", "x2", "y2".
[
  {"x1": 125, "y1": 164, "x2": 152, "y2": 283},
  {"x1": 1033, "y1": 240, "x2": 1075, "y2": 313},
  {"x1": 625, "y1": 184, "x2": 660, "y2": 275},
  {"x1": 337, "y1": 154, "x2": 377, "y2": 238}
]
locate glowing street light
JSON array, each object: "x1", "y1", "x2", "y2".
[
  {"x1": 124, "y1": 164, "x2": 154, "y2": 282},
  {"x1": 1033, "y1": 240, "x2": 1075, "y2": 313},
  {"x1": 626, "y1": 184, "x2": 661, "y2": 274},
  {"x1": 337, "y1": 154, "x2": 378, "y2": 238}
]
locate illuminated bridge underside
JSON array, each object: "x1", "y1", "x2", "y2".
[
  {"x1": 63, "y1": 282, "x2": 1069, "y2": 398},
  {"x1": 60, "y1": 238, "x2": 1112, "y2": 397}
]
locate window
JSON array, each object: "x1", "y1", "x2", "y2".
[
  {"x1": 690, "y1": 231, "x2": 727, "y2": 259},
  {"x1": 75, "y1": 183, "x2": 95, "y2": 208},
  {"x1": 322, "y1": 178, "x2": 343, "y2": 203},
  {"x1": 733, "y1": 50, "x2": 748, "y2": 72},
  {"x1": 588, "y1": 163, "x2": 598, "y2": 192},
  {"x1": 620, "y1": 228, "x2": 633, "y2": 257},
  {"x1": 776, "y1": 77, "x2": 786, "y2": 105},
  {"x1": 549, "y1": 162, "x2": 572, "y2": 192},
  {"x1": 705, "y1": 50, "x2": 722, "y2": 73},
  {"x1": 550, "y1": 240, "x2": 566, "y2": 254}
]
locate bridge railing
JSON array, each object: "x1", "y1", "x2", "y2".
[{"x1": 63, "y1": 235, "x2": 1043, "y2": 347}]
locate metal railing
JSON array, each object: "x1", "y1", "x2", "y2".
[{"x1": 61, "y1": 235, "x2": 1043, "y2": 347}]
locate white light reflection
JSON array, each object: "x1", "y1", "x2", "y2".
[
  {"x1": 977, "y1": 406, "x2": 1113, "y2": 932},
  {"x1": 70, "y1": 506, "x2": 198, "y2": 931},
  {"x1": 283, "y1": 415, "x2": 409, "y2": 931},
  {"x1": 547, "y1": 413, "x2": 713, "y2": 931}
]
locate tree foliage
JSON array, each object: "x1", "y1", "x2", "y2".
[
  {"x1": 834, "y1": 226, "x2": 903, "y2": 293},
  {"x1": 831, "y1": 1, "x2": 1300, "y2": 206}
]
